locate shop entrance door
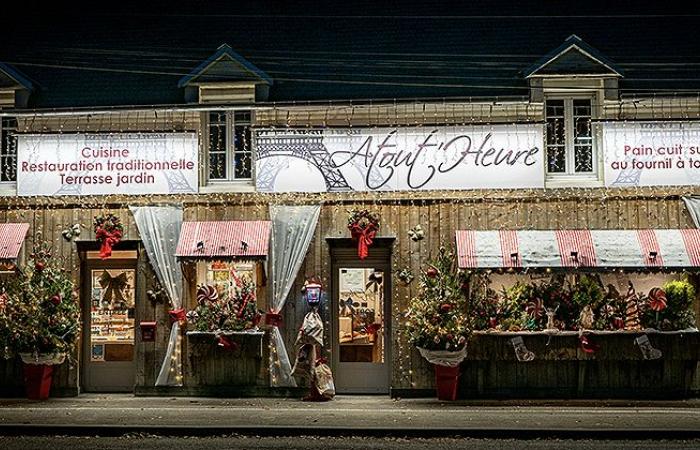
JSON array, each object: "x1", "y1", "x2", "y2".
[
  {"x1": 81, "y1": 251, "x2": 137, "y2": 392},
  {"x1": 330, "y1": 240, "x2": 391, "y2": 394}
]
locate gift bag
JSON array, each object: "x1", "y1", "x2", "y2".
[
  {"x1": 314, "y1": 361, "x2": 335, "y2": 399},
  {"x1": 295, "y1": 310, "x2": 324, "y2": 347},
  {"x1": 291, "y1": 343, "x2": 316, "y2": 379}
]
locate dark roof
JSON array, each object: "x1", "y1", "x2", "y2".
[
  {"x1": 523, "y1": 35, "x2": 623, "y2": 78},
  {"x1": 178, "y1": 44, "x2": 273, "y2": 87},
  {"x1": 0, "y1": 8, "x2": 699, "y2": 110},
  {"x1": 0, "y1": 62, "x2": 34, "y2": 90}
]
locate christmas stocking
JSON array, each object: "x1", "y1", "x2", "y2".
[
  {"x1": 635, "y1": 334, "x2": 662, "y2": 360},
  {"x1": 510, "y1": 336, "x2": 535, "y2": 362}
]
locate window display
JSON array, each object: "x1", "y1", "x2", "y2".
[
  {"x1": 468, "y1": 271, "x2": 696, "y2": 332},
  {"x1": 90, "y1": 268, "x2": 135, "y2": 362},
  {"x1": 338, "y1": 268, "x2": 384, "y2": 363},
  {"x1": 187, "y1": 260, "x2": 262, "y2": 332}
]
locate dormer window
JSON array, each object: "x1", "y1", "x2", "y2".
[
  {"x1": 207, "y1": 111, "x2": 252, "y2": 182},
  {"x1": 545, "y1": 98, "x2": 595, "y2": 176}
]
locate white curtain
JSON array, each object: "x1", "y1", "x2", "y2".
[
  {"x1": 682, "y1": 196, "x2": 700, "y2": 228},
  {"x1": 269, "y1": 204, "x2": 321, "y2": 387},
  {"x1": 130, "y1": 205, "x2": 184, "y2": 386}
]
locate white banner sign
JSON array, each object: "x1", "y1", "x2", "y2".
[
  {"x1": 254, "y1": 125, "x2": 544, "y2": 192},
  {"x1": 603, "y1": 122, "x2": 700, "y2": 187},
  {"x1": 17, "y1": 133, "x2": 198, "y2": 196}
]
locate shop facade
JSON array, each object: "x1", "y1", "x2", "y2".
[{"x1": 0, "y1": 34, "x2": 699, "y2": 398}]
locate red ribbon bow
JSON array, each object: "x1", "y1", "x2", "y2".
[
  {"x1": 265, "y1": 312, "x2": 283, "y2": 328},
  {"x1": 349, "y1": 222, "x2": 377, "y2": 260},
  {"x1": 169, "y1": 308, "x2": 186, "y2": 324},
  {"x1": 216, "y1": 335, "x2": 240, "y2": 352},
  {"x1": 579, "y1": 334, "x2": 600, "y2": 354},
  {"x1": 96, "y1": 227, "x2": 123, "y2": 259}
]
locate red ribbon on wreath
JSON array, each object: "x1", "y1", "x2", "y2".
[
  {"x1": 96, "y1": 226, "x2": 122, "y2": 259},
  {"x1": 94, "y1": 214, "x2": 124, "y2": 260},
  {"x1": 349, "y1": 221, "x2": 377, "y2": 260}
]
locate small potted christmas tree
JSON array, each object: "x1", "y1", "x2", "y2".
[
  {"x1": 0, "y1": 241, "x2": 78, "y2": 400},
  {"x1": 404, "y1": 246, "x2": 470, "y2": 400}
]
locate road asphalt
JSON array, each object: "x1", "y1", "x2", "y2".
[{"x1": 0, "y1": 395, "x2": 699, "y2": 439}]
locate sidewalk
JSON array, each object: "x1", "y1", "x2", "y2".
[{"x1": 1, "y1": 395, "x2": 699, "y2": 439}]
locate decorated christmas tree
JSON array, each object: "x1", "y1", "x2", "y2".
[
  {"x1": 404, "y1": 246, "x2": 470, "y2": 352},
  {"x1": 0, "y1": 241, "x2": 78, "y2": 360}
]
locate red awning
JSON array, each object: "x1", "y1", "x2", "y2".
[
  {"x1": 176, "y1": 221, "x2": 271, "y2": 258},
  {"x1": 456, "y1": 229, "x2": 700, "y2": 269},
  {"x1": 0, "y1": 223, "x2": 30, "y2": 260}
]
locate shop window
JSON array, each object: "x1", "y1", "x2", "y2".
[
  {"x1": 90, "y1": 268, "x2": 136, "y2": 359},
  {"x1": 0, "y1": 117, "x2": 17, "y2": 182},
  {"x1": 338, "y1": 268, "x2": 385, "y2": 364},
  {"x1": 207, "y1": 111, "x2": 253, "y2": 183},
  {"x1": 195, "y1": 259, "x2": 263, "y2": 308},
  {"x1": 545, "y1": 98, "x2": 597, "y2": 180}
]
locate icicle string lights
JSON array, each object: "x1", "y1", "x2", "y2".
[{"x1": 0, "y1": 94, "x2": 699, "y2": 388}]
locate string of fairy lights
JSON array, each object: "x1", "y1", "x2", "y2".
[{"x1": 1, "y1": 96, "x2": 700, "y2": 389}]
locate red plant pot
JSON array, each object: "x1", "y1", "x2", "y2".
[
  {"x1": 23, "y1": 363, "x2": 55, "y2": 400},
  {"x1": 434, "y1": 364, "x2": 460, "y2": 401}
]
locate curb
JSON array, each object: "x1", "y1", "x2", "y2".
[{"x1": 1, "y1": 424, "x2": 699, "y2": 440}]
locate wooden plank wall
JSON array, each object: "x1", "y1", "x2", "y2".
[
  {"x1": 0, "y1": 193, "x2": 697, "y2": 394},
  {"x1": 2, "y1": 103, "x2": 700, "y2": 394}
]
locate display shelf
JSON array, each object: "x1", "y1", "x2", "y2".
[
  {"x1": 472, "y1": 328, "x2": 699, "y2": 336},
  {"x1": 186, "y1": 330, "x2": 265, "y2": 337}
]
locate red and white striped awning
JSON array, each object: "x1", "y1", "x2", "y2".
[
  {"x1": 0, "y1": 223, "x2": 30, "y2": 260},
  {"x1": 176, "y1": 221, "x2": 271, "y2": 258},
  {"x1": 455, "y1": 229, "x2": 700, "y2": 269}
]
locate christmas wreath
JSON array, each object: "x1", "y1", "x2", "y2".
[
  {"x1": 94, "y1": 213, "x2": 124, "y2": 259},
  {"x1": 347, "y1": 209, "x2": 380, "y2": 260}
]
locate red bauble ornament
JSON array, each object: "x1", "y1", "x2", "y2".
[
  {"x1": 426, "y1": 267, "x2": 438, "y2": 278},
  {"x1": 34, "y1": 261, "x2": 45, "y2": 272},
  {"x1": 440, "y1": 303, "x2": 453, "y2": 313},
  {"x1": 50, "y1": 294, "x2": 62, "y2": 306}
]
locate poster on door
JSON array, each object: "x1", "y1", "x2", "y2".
[
  {"x1": 254, "y1": 125, "x2": 544, "y2": 192},
  {"x1": 602, "y1": 122, "x2": 700, "y2": 187},
  {"x1": 17, "y1": 133, "x2": 198, "y2": 196}
]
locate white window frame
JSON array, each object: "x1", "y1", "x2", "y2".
[
  {"x1": 544, "y1": 95, "x2": 602, "y2": 187},
  {"x1": 202, "y1": 110, "x2": 254, "y2": 192},
  {"x1": 0, "y1": 116, "x2": 18, "y2": 195}
]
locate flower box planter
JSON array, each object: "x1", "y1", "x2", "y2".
[
  {"x1": 457, "y1": 330, "x2": 700, "y2": 399},
  {"x1": 185, "y1": 331, "x2": 268, "y2": 388}
]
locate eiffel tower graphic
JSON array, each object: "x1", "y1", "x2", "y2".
[
  {"x1": 54, "y1": 172, "x2": 87, "y2": 196},
  {"x1": 256, "y1": 134, "x2": 352, "y2": 192},
  {"x1": 255, "y1": 158, "x2": 286, "y2": 192},
  {"x1": 164, "y1": 171, "x2": 195, "y2": 193},
  {"x1": 611, "y1": 154, "x2": 654, "y2": 187}
]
